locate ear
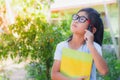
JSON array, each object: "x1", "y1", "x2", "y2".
[{"x1": 92, "y1": 27, "x2": 97, "y2": 34}]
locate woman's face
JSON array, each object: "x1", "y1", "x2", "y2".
[{"x1": 70, "y1": 11, "x2": 89, "y2": 35}]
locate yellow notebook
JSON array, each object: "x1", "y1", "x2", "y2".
[{"x1": 60, "y1": 48, "x2": 93, "y2": 80}]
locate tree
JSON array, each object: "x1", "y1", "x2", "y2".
[{"x1": 0, "y1": 0, "x2": 63, "y2": 80}]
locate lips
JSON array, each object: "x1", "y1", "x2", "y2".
[{"x1": 72, "y1": 24, "x2": 77, "y2": 28}]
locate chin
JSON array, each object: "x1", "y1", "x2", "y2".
[{"x1": 70, "y1": 29, "x2": 76, "y2": 33}]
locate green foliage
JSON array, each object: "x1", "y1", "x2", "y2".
[
  {"x1": 0, "y1": 1, "x2": 117, "y2": 80},
  {"x1": 7, "y1": 15, "x2": 63, "y2": 79},
  {"x1": 51, "y1": 13, "x2": 60, "y2": 18},
  {"x1": 0, "y1": 0, "x2": 4, "y2": 5},
  {"x1": 103, "y1": 30, "x2": 112, "y2": 44},
  {"x1": 0, "y1": 0, "x2": 63, "y2": 80},
  {"x1": 25, "y1": 62, "x2": 47, "y2": 80},
  {"x1": 97, "y1": 51, "x2": 120, "y2": 80},
  {"x1": 103, "y1": 52, "x2": 120, "y2": 80},
  {"x1": 59, "y1": 14, "x2": 72, "y2": 39}
]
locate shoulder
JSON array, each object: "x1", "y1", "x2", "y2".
[
  {"x1": 93, "y1": 42, "x2": 102, "y2": 55},
  {"x1": 93, "y1": 42, "x2": 101, "y2": 48},
  {"x1": 54, "y1": 40, "x2": 68, "y2": 60},
  {"x1": 56, "y1": 40, "x2": 68, "y2": 48}
]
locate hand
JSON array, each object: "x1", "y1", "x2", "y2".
[
  {"x1": 84, "y1": 29, "x2": 94, "y2": 48},
  {"x1": 76, "y1": 76, "x2": 88, "y2": 80}
]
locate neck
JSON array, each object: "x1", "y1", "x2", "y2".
[{"x1": 69, "y1": 34, "x2": 85, "y2": 49}]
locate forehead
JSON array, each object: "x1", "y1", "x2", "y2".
[{"x1": 77, "y1": 11, "x2": 88, "y2": 18}]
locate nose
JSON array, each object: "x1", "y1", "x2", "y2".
[{"x1": 73, "y1": 19, "x2": 79, "y2": 23}]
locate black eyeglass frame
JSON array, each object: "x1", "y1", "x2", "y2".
[{"x1": 72, "y1": 14, "x2": 89, "y2": 23}]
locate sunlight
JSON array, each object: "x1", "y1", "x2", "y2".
[
  {"x1": 51, "y1": 0, "x2": 116, "y2": 11},
  {"x1": 5, "y1": 0, "x2": 15, "y2": 24}
]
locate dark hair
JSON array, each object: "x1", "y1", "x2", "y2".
[{"x1": 68, "y1": 8, "x2": 104, "y2": 46}]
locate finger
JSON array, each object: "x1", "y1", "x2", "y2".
[
  {"x1": 80, "y1": 76, "x2": 88, "y2": 78},
  {"x1": 84, "y1": 33, "x2": 88, "y2": 41},
  {"x1": 84, "y1": 35, "x2": 87, "y2": 41},
  {"x1": 78, "y1": 76, "x2": 88, "y2": 80},
  {"x1": 85, "y1": 36, "x2": 88, "y2": 41},
  {"x1": 85, "y1": 29, "x2": 88, "y2": 32},
  {"x1": 85, "y1": 30, "x2": 90, "y2": 36}
]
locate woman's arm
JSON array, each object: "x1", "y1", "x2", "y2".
[
  {"x1": 89, "y1": 44, "x2": 108, "y2": 75},
  {"x1": 85, "y1": 30, "x2": 108, "y2": 75},
  {"x1": 51, "y1": 60, "x2": 87, "y2": 80},
  {"x1": 51, "y1": 60, "x2": 71, "y2": 80}
]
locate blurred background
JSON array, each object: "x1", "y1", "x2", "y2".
[{"x1": 0, "y1": 0, "x2": 119, "y2": 80}]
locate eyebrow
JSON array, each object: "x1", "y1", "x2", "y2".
[
  {"x1": 77, "y1": 14, "x2": 88, "y2": 18},
  {"x1": 77, "y1": 15, "x2": 88, "y2": 20}
]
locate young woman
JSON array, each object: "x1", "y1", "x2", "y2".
[{"x1": 51, "y1": 8, "x2": 108, "y2": 80}]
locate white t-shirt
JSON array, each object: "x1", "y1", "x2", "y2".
[{"x1": 54, "y1": 40, "x2": 102, "y2": 80}]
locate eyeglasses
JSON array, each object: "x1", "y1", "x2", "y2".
[{"x1": 72, "y1": 14, "x2": 89, "y2": 23}]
